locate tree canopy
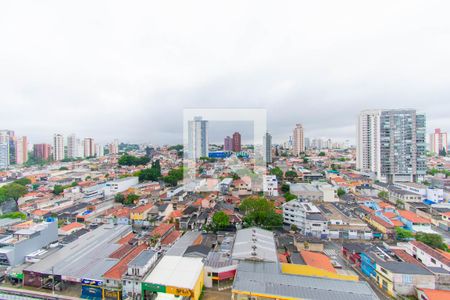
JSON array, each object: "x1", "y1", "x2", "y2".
[
  {"x1": 163, "y1": 167, "x2": 184, "y2": 186},
  {"x1": 416, "y1": 232, "x2": 449, "y2": 251},
  {"x1": 138, "y1": 160, "x2": 162, "y2": 182},
  {"x1": 284, "y1": 170, "x2": 298, "y2": 179},
  {"x1": 212, "y1": 211, "x2": 230, "y2": 230},
  {"x1": 0, "y1": 183, "x2": 28, "y2": 204},
  {"x1": 269, "y1": 167, "x2": 283, "y2": 180},
  {"x1": 337, "y1": 188, "x2": 346, "y2": 198},
  {"x1": 53, "y1": 185, "x2": 65, "y2": 195},
  {"x1": 0, "y1": 211, "x2": 27, "y2": 220},
  {"x1": 395, "y1": 227, "x2": 414, "y2": 240},
  {"x1": 284, "y1": 192, "x2": 297, "y2": 202},
  {"x1": 281, "y1": 183, "x2": 290, "y2": 193},
  {"x1": 13, "y1": 178, "x2": 31, "y2": 186},
  {"x1": 239, "y1": 196, "x2": 283, "y2": 229},
  {"x1": 118, "y1": 154, "x2": 150, "y2": 166}
]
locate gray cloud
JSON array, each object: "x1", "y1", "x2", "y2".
[{"x1": 1, "y1": 0, "x2": 449, "y2": 145}]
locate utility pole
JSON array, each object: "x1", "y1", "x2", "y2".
[{"x1": 51, "y1": 266, "x2": 55, "y2": 295}]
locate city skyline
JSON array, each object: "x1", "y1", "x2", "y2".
[{"x1": 1, "y1": 2, "x2": 450, "y2": 144}]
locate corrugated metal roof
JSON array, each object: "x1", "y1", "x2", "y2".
[
  {"x1": 232, "y1": 227, "x2": 277, "y2": 263},
  {"x1": 233, "y1": 261, "x2": 379, "y2": 300},
  {"x1": 25, "y1": 224, "x2": 132, "y2": 280}
]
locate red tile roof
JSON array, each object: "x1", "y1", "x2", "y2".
[
  {"x1": 31, "y1": 209, "x2": 49, "y2": 216},
  {"x1": 411, "y1": 241, "x2": 450, "y2": 267},
  {"x1": 390, "y1": 219, "x2": 404, "y2": 227},
  {"x1": 131, "y1": 203, "x2": 153, "y2": 214},
  {"x1": 171, "y1": 210, "x2": 182, "y2": 218},
  {"x1": 359, "y1": 205, "x2": 374, "y2": 214},
  {"x1": 103, "y1": 243, "x2": 148, "y2": 280},
  {"x1": 370, "y1": 214, "x2": 394, "y2": 229},
  {"x1": 392, "y1": 249, "x2": 423, "y2": 266},
  {"x1": 278, "y1": 253, "x2": 288, "y2": 263},
  {"x1": 109, "y1": 244, "x2": 134, "y2": 259},
  {"x1": 399, "y1": 210, "x2": 431, "y2": 224},
  {"x1": 112, "y1": 207, "x2": 131, "y2": 218},
  {"x1": 161, "y1": 230, "x2": 182, "y2": 246},
  {"x1": 151, "y1": 223, "x2": 174, "y2": 238},
  {"x1": 418, "y1": 288, "x2": 450, "y2": 300},
  {"x1": 300, "y1": 250, "x2": 336, "y2": 273},
  {"x1": 59, "y1": 222, "x2": 84, "y2": 232},
  {"x1": 383, "y1": 212, "x2": 397, "y2": 219},
  {"x1": 117, "y1": 232, "x2": 135, "y2": 245}
]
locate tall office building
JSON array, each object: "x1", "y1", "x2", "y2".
[
  {"x1": 187, "y1": 117, "x2": 208, "y2": 160},
  {"x1": 108, "y1": 139, "x2": 119, "y2": 155},
  {"x1": 224, "y1": 136, "x2": 232, "y2": 151},
  {"x1": 232, "y1": 132, "x2": 241, "y2": 152},
  {"x1": 96, "y1": 143, "x2": 104, "y2": 157},
  {"x1": 0, "y1": 132, "x2": 9, "y2": 169},
  {"x1": 15, "y1": 136, "x2": 28, "y2": 165},
  {"x1": 53, "y1": 134, "x2": 65, "y2": 161},
  {"x1": 0, "y1": 130, "x2": 16, "y2": 164},
  {"x1": 292, "y1": 124, "x2": 304, "y2": 156},
  {"x1": 83, "y1": 138, "x2": 95, "y2": 157},
  {"x1": 67, "y1": 134, "x2": 78, "y2": 158},
  {"x1": 33, "y1": 144, "x2": 52, "y2": 161},
  {"x1": 429, "y1": 128, "x2": 448, "y2": 156},
  {"x1": 304, "y1": 137, "x2": 311, "y2": 150},
  {"x1": 357, "y1": 109, "x2": 426, "y2": 183},
  {"x1": 263, "y1": 132, "x2": 272, "y2": 164}
]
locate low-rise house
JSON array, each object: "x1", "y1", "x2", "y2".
[
  {"x1": 404, "y1": 240, "x2": 450, "y2": 272},
  {"x1": 0, "y1": 221, "x2": 58, "y2": 266},
  {"x1": 122, "y1": 249, "x2": 158, "y2": 299},
  {"x1": 283, "y1": 200, "x2": 328, "y2": 239},
  {"x1": 398, "y1": 210, "x2": 432, "y2": 233},
  {"x1": 263, "y1": 175, "x2": 279, "y2": 197},
  {"x1": 232, "y1": 177, "x2": 252, "y2": 196},
  {"x1": 130, "y1": 203, "x2": 153, "y2": 223},
  {"x1": 58, "y1": 222, "x2": 85, "y2": 236},
  {"x1": 416, "y1": 288, "x2": 450, "y2": 300},
  {"x1": 289, "y1": 183, "x2": 323, "y2": 202},
  {"x1": 375, "y1": 260, "x2": 435, "y2": 297}
]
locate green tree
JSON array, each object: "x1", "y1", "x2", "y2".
[
  {"x1": 318, "y1": 152, "x2": 326, "y2": 157},
  {"x1": 395, "y1": 227, "x2": 414, "y2": 240},
  {"x1": 118, "y1": 154, "x2": 150, "y2": 166},
  {"x1": 284, "y1": 192, "x2": 297, "y2": 202},
  {"x1": 114, "y1": 193, "x2": 125, "y2": 203},
  {"x1": 0, "y1": 211, "x2": 27, "y2": 220},
  {"x1": 337, "y1": 188, "x2": 346, "y2": 198},
  {"x1": 59, "y1": 166, "x2": 69, "y2": 171},
  {"x1": 285, "y1": 170, "x2": 298, "y2": 180},
  {"x1": 13, "y1": 178, "x2": 31, "y2": 186},
  {"x1": 0, "y1": 183, "x2": 28, "y2": 204},
  {"x1": 163, "y1": 167, "x2": 184, "y2": 186},
  {"x1": 281, "y1": 183, "x2": 290, "y2": 193},
  {"x1": 239, "y1": 196, "x2": 283, "y2": 229},
  {"x1": 378, "y1": 191, "x2": 389, "y2": 200},
  {"x1": 53, "y1": 185, "x2": 65, "y2": 195},
  {"x1": 212, "y1": 211, "x2": 230, "y2": 230},
  {"x1": 416, "y1": 232, "x2": 449, "y2": 251},
  {"x1": 269, "y1": 167, "x2": 283, "y2": 180},
  {"x1": 125, "y1": 193, "x2": 139, "y2": 205},
  {"x1": 138, "y1": 160, "x2": 162, "y2": 182}
]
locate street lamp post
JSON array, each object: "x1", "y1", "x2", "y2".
[{"x1": 51, "y1": 266, "x2": 55, "y2": 295}]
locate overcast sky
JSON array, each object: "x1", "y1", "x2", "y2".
[{"x1": 1, "y1": 1, "x2": 450, "y2": 145}]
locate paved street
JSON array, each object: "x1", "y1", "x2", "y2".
[{"x1": 325, "y1": 242, "x2": 391, "y2": 300}]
